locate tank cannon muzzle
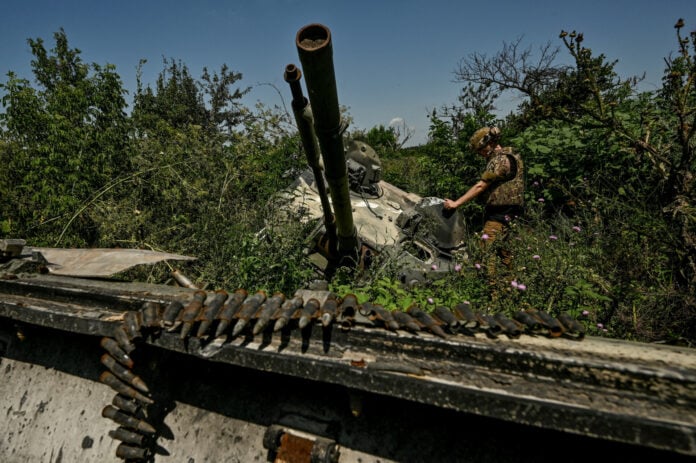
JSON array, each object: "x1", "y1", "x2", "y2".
[{"x1": 295, "y1": 23, "x2": 360, "y2": 267}]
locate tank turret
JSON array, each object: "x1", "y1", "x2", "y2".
[{"x1": 282, "y1": 24, "x2": 467, "y2": 284}]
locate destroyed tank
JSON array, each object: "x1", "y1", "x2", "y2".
[
  {"x1": 0, "y1": 23, "x2": 695, "y2": 463},
  {"x1": 278, "y1": 26, "x2": 467, "y2": 286}
]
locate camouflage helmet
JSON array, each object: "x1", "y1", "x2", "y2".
[{"x1": 469, "y1": 126, "x2": 501, "y2": 151}]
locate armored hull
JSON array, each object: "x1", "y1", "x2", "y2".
[{"x1": 1, "y1": 271, "x2": 695, "y2": 462}]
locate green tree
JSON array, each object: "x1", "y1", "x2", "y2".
[
  {"x1": 132, "y1": 58, "x2": 250, "y2": 136},
  {"x1": 0, "y1": 28, "x2": 131, "y2": 245},
  {"x1": 352, "y1": 124, "x2": 398, "y2": 155},
  {"x1": 658, "y1": 19, "x2": 696, "y2": 288},
  {"x1": 445, "y1": 20, "x2": 695, "y2": 343}
]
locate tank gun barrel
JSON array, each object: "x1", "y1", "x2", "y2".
[{"x1": 295, "y1": 23, "x2": 360, "y2": 265}]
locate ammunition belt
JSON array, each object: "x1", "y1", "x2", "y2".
[{"x1": 98, "y1": 288, "x2": 584, "y2": 460}]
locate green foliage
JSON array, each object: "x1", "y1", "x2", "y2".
[
  {"x1": 1, "y1": 24, "x2": 694, "y2": 345},
  {"x1": 90, "y1": 102, "x2": 310, "y2": 294},
  {"x1": 480, "y1": 206, "x2": 613, "y2": 325},
  {"x1": 132, "y1": 58, "x2": 250, "y2": 137},
  {"x1": 411, "y1": 113, "x2": 481, "y2": 198},
  {"x1": 356, "y1": 21, "x2": 695, "y2": 344},
  {"x1": 0, "y1": 28, "x2": 131, "y2": 246},
  {"x1": 352, "y1": 124, "x2": 398, "y2": 156}
]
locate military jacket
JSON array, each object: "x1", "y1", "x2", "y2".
[{"x1": 480, "y1": 147, "x2": 525, "y2": 207}]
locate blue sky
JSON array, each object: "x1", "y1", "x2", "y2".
[{"x1": 2, "y1": 0, "x2": 694, "y2": 146}]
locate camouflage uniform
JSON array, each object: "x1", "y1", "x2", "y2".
[
  {"x1": 480, "y1": 147, "x2": 525, "y2": 224},
  {"x1": 479, "y1": 147, "x2": 525, "y2": 279}
]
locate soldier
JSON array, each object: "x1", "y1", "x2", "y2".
[{"x1": 443, "y1": 126, "x2": 525, "y2": 278}]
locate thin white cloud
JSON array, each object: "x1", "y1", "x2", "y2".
[{"x1": 389, "y1": 117, "x2": 404, "y2": 127}]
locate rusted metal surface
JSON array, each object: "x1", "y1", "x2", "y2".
[
  {"x1": 196, "y1": 289, "x2": 228, "y2": 338},
  {"x1": 100, "y1": 353, "x2": 149, "y2": 393},
  {"x1": 0, "y1": 273, "x2": 694, "y2": 458},
  {"x1": 99, "y1": 372, "x2": 153, "y2": 405},
  {"x1": 100, "y1": 337, "x2": 134, "y2": 368},
  {"x1": 233, "y1": 290, "x2": 267, "y2": 336},
  {"x1": 112, "y1": 395, "x2": 142, "y2": 416},
  {"x1": 264, "y1": 425, "x2": 340, "y2": 463},
  {"x1": 364, "y1": 301, "x2": 399, "y2": 331},
  {"x1": 407, "y1": 304, "x2": 447, "y2": 338},
  {"x1": 215, "y1": 288, "x2": 248, "y2": 336},
  {"x1": 109, "y1": 426, "x2": 147, "y2": 447},
  {"x1": 102, "y1": 405, "x2": 156, "y2": 434},
  {"x1": 274, "y1": 295, "x2": 304, "y2": 332},
  {"x1": 254, "y1": 292, "x2": 286, "y2": 335},
  {"x1": 115, "y1": 442, "x2": 151, "y2": 461}
]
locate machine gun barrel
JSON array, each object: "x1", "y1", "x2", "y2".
[
  {"x1": 284, "y1": 63, "x2": 338, "y2": 257},
  {"x1": 295, "y1": 23, "x2": 359, "y2": 265}
]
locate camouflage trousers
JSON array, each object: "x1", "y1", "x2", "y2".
[{"x1": 481, "y1": 220, "x2": 512, "y2": 283}]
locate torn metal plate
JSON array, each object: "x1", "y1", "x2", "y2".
[{"x1": 28, "y1": 247, "x2": 196, "y2": 278}]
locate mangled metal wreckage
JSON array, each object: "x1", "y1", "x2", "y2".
[
  {"x1": 1, "y1": 23, "x2": 695, "y2": 463},
  {"x1": 277, "y1": 61, "x2": 468, "y2": 284}
]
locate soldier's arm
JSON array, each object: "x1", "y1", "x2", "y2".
[{"x1": 444, "y1": 180, "x2": 489, "y2": 209}]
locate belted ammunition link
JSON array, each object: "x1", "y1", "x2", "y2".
[{"x1": 98, "y1": 286, "x2": 583, "y2": 461}]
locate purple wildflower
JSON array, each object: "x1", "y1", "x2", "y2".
[
  {"x1": 597, "y1": 323, "x2": 604, "y2": 329},
  {"x1": 532, "y1": 254, "x2": 541, "y2": 260},
  {"x1": 572, "y1": 226, "x2": 582, "y2": 232},
  {"x1": 474, "y1": 263, "x2": 482, "y2": 270},
  {"x1": 538, "y1": 198, "x2": 545, "y2": 203},
  {"x1": 582, "y1": 310, "x2": 589, "y2": 316},
  {"x1": 427, "y1": 297, "x2": 434, "y2": 305},
  {"x1": 481, "y1": 234, "x2": 490, "y2": 241},
  {"x1": 517, "y1": 284, "x2": 527, "y2": 291},
  {"x1": 549, "y1": 235, "x2": 558, "y2": 241},
  {"x1": 454, "y1": 264, "x2": 462, "y2": 272},
  {"x1": 431, "y1": 264, "x2": 438, "y2": 271}
]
